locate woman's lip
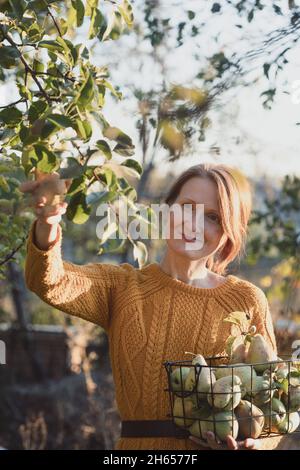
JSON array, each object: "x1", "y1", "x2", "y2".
[{"x1": 182, "y1": 233, "x2": 196, "y2": 242}]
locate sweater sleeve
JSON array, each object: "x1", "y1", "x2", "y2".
[
  {"x1": 24, "y1": 220, "x2": 127, "y2": 332},
  {"x1": 251, "y1": 287, "x2": 278, "y2": 355}
]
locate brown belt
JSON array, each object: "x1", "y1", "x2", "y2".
[{"x1": 121, "y1": 420, "x2": 190, "y2": 438}]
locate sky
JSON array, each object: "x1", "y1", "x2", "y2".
[{"x1": 98, "y1": 0, "x2": 300, "y2": 182}]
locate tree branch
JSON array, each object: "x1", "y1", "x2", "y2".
[
  {"x1": 0, "y1": 27, "x2": 52, "y2": 104},
  {"x1": 0, "y1": 235, "x2": 27, "y2": 267}
]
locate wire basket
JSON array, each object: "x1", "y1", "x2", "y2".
[{"x1": 163, "y1": 355, "x2": 300, "y2": 442}]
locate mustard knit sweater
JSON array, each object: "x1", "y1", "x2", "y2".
[{"x1": 24, "y1": 220, "x2": 285, "y2": 450}]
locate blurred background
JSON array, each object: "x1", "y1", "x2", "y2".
[{"x1": 0, "y1": 0, "x2": 300, "y2": 449}]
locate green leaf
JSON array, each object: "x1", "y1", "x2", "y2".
[
  {"x1": 113, "y1": 143, "x2": 135, "y2": 157},
  {"x1": 27, "y1": 22, "x2": 44, "y2": 41},
  {"x1": 248, "y1": 9, "x2": 254, "y2": 22},
  {"x1": 0, "y1": 107, "x2": 22, "y2": 126},
  {"x1": 99, "y1": 236, "x2": 126, "y2": 254},
  {"x1": 88, "y1": 7, "x2": 104, "y2": 39},
  {"x1": 187, "y1": 10, "x2": 195, "y2": 20},
  {"x1": 99, "y1": 221, "x2": 118, "y2": 245},
  {"x1": 67, "y1": 174, "x2": 86, "y2": 196},
  {"x1": 0, "y1": 46, "x2": 20, "y2": 68},
  {"x1": 211, "y1": 3, "x2": 221, "y2": 13},
  {"x1": 87, "y1": 190, "x2": 116, "y2": 205},
  {"x1": 59, "y1": 157, "x2": 83, "y2": 179},
  {"x1": 225, "y1": 335, "x2": 236, "y2": 356},
  {"x1": 97, "y1": 167, "x2": 117, "y2": 187},
  {"x1": 56, "y1": 37, "x2": 78, "y2": 67},
  {"x1": 75, "y1": 119, "x2": 92, "y2": 141},
  {"x1": 32, "y1": 59, "x2": 44, "y2": 73},
  {"x1": 33, "y1": 144, "x2": 59, "y2": 173},
  {"x1": 47, "y1": 114, "x2": 74, "y2": 129},
  {"x1": 103, "y1": 125, "x2": 133, "y2": 146},
  {"x1": 71, "y1": 0, "x2": 85, "y2": 27},
  {"x1": 133, "y1": 241, "x2": 148, "y2": 267},
  {"x1": 102, "y1": 10, "x2": 124, "y2": 41},
  {"x1": 101, "y1": 79, "x2": 122, "y2": 100},
  {"x1": 39, "y1": 40, "x2": 64, "y2": 53},
  {"x1": 8, "y1": 0, "x2": 26, "y2": 20},
  {"x1": 263, "y1": 63, "x2": 271, "y2": 79},
  {"x1": 28, "y1": 100, "x2": 48, "y2": 123},
  {"x1": 67, "y1": 191, "x2": 91, "y2": 224},
  {"x1": 0, "y1": 175, "x2": 9, "y2": 192},
  {"x1": 117, "y1": 0, "x2": 134, "y2": 28},
  {"x1": 121, "y1": 158, "x2": 142, "y2": 177},
  {"x1": 223, "y1": 311, "x2": 249, "y2": 328},
  {"x1": 95, "y1": 139, "x2": 112, "y2": 159},
  {"x1": 76, "y1": 72, "x2": 94, "y2": 107}
]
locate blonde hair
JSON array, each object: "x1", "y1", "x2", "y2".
[{"x1": 163, "y1": 163, "x2": 253, "y2": 275}]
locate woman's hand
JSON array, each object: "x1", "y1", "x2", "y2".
[
  {"x1": 189, "y1": 431, "x2": 262, "y2": 450},
  {"x1": 20, "y1": 171, "x2": 72, "y2": 250},
  {"x1": 20, "y1": 171, "x2": 71, "y2": 226}
]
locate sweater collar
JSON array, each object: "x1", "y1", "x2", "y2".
[{"x1": 144, "y1": 262, "x2": 238, "y2": 296}]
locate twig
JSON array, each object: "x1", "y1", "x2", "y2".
[
  {"x1": 0, "y1": 235, "x2": 27, "y2": 267},
  {"x1": 0, "y1": 98, "x2": 26, "y2": 109},
  {"x1": 0, "y1": 27, "x2": 52, "y2": 105},
  {"x1": 35, "y1": 71, "x2": 75, "y2": 83},
  {"x1": 44, "y1": 1, "x2": 62, "y2": 37}
]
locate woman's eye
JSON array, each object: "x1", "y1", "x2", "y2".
[{"x1": 207, "y1": 213, "x2": 220, "y2": 224}]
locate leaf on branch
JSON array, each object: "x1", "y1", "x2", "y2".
[
  {"x1": 66, "y1": 190, "x2": 91, "y2": 224},
  {"x1": 88, "y1": 7, "x2": 104, "y2": 39},
  {"x1": 117, "y1": 0, "x2": 134, "y2": 29},
  {"x1": 0, "y1": 107, "x2": 22, "y2": 127},
  {"x1": 102, "y1": 10, "x2": 124, "y2": 41},
  {"x1": 223, "y1": 311, "x2": 250, "y2": 331},
  {"x1": 47, "y1": 114, "x2": 74, "y2": 129},
  {"x1": 133, "y1": 241, "x2": 148, "y2": 268},
  {"x1": 76, "y1": 72, "x2": 95, "y2": 107},
  {"x1": 33, "y1": 144, "x2": 59, "y2": 173},
  {"x1": 0, "y1": 46, "x2": 20, "y2": 69},
  {"x1": 95, "y1": 139, "x2": 112, "y2": 160},
  {"x1": 103, "y1": 125, "x2": 133, "y2": 146},
  {"x1": 71, "y1": 0, "x2": 85, "y2": 27}
]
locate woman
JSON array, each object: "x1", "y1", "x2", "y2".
[{"x1": 21, "y1": 163, "x2": 283, "y2": 450}]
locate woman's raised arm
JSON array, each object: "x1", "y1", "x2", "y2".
[{"x1": 20, "y1": 173, "x2": 127, "y2": 332}]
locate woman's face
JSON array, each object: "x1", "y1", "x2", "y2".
[{"x1": 165, "y1": 176, "x2": 227, "y2": 260}]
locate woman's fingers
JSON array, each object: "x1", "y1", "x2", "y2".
[
  {"x1": 244, "y1": 438, "x2": 261, "y2": 450},
  {"x1": 226, "y1": 435, "x2": 238, "y2": 450},
  {"x1": 205, "y1": 431, "x2": 226, "y2": 449},
  {"x1": 19, "y1": 180, "x2": 40, "y2": 193},
  {"x1": 36, "y1": 203, "x2": 67, "y2": 218}
]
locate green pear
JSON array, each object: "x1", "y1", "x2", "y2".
[
  {"x1": 262, "y1": 398, "x2": 286, "y2": 431},
  {"x1": 173, "y1": 395, "x2": 201, "y2": 428},
  {"x1": 248, "y1": 376, "x2": 276, "y2": 406},
  {"x1": 189, "y1": 411, "x2": 239, "y2": 442},
  {"x1": 170, "y1": 367, "x2": 191, "y2": 396},
  {"x1": 184, "y1": 355, "x2": 216, "y2": 400},
  {"x1": 207, "y1": 375, "x2": 242, "y2": 410},
  {"x1": 215, "y1": 364, "x2": 257, "y2": 398},
  {"x1": 245, "y1": 334, "x2": 277, "y2": 373},
  {"x1": 230, "y1": 343, "x2": 247, "y2": 364},
  {"x1": 235, "y1": 400, "x2": 264, "y2": 439},
  {"x1": 276, "y1": 412, "x2": 300, "y2": 433},
  {"x1": 283, "y1": 385, "x2": 300, "y2": 413},
  {"x1": 275, "y1": 366, "x2": 298, "y2": 381}
]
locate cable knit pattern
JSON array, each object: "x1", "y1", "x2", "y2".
[{"x1": 24, "y1": 220, "x2": 285, "y2": 450}]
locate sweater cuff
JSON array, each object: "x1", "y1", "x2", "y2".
[
  {"x1": 25, "y1": 220, "x2": 65, "y2": 289},
  {"x1": 27, "y1": 220, "x2": 62, "y2": 255}
]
